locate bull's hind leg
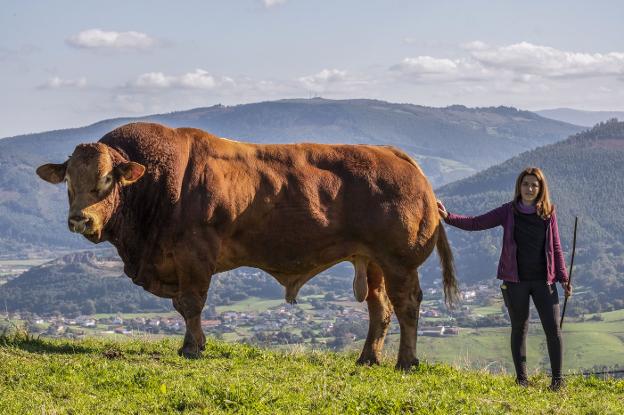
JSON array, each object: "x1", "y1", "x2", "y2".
[
  {"x1": 384, "y1": 266, "x2": 423, "y2": 371},
  {"x1": 357, "y1": 261, "x2": 393, "y2": 365}
]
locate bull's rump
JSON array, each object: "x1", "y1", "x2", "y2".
[{"x1": 212, "y1": 141, "x2": 439, "y2": 273}]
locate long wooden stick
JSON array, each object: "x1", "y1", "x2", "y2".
[{"x1": 560, "y1": 216, "x2": 578, "y2": 329}]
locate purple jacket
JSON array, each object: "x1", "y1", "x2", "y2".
[{"x1": 444, "y1": 201, "x2": 569, "y2": 284}]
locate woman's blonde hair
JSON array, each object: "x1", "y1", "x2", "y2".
[{"x1": 513, "y1": 167, "x2": 553, "y2": 219}]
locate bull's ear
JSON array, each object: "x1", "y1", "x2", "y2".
[
  {"x1": 116, "y1": 162, "x2": 146, "y2": 186},
  {"x1": 36, "y1": 163, "x2": 66, "y2": 184}
]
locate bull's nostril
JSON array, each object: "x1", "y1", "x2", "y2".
[{"x1": 68, "y1": 215, "x2": 90, "y2": 233}]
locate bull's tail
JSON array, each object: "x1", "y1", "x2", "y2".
[{"x1": 436, "y1": 222, "x2": 460, "y2": 307}]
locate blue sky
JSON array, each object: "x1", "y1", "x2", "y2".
[{"x1": 1, "y1": 0, "x2": 623, "y2": 137}]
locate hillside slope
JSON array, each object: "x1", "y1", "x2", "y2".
[
  {"x1": 0, "y1": 250, "x2": 352, "y2": 315},
  {"x1": 427, "y1": 119, "x2": 624, "y2": 311},
  {"x1": 0, "y1": 251, "x2": 171, "y2": 315},
  {"x1": 0, "y1": 98, "x2": 581, "y2": 256},
  {"x1": 0, "y1": 336, "x2": 622, "y2": 414}
]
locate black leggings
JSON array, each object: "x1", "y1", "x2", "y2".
[{"x1": 503, "y1": 280, "x2": 563, "y2": 380}]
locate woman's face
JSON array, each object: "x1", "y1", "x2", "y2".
[{"x1": 520, "y1": 174, "x2": 540, "y2": 204}]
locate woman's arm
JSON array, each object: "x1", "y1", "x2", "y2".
[
  {"x1": 438, "y1": 201, "x2": 507, "y2": 231},
  {"x1": 551, "y1": 209, "x2": 570, "y2": 284}
]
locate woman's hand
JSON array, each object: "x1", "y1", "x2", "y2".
[
  {"x1": 561, "y1": 282, "x2": 573, "y2": 298},
  {"x1": 437, "y1": 200, "x2": 448, "y2": 220}
]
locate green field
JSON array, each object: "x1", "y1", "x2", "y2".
[
  {"x1": 585, "y1": 308, "x2": 624, "y2": 322},
  {"x1": 377, "y1": 310, "x2": 624, "y2": 374},
  {"x1": 0, "y1": 335, "x2": 622, "y2": 414},
  {"x1": 471, "y1": 304, "x2": 504, "y2": 316},
  {"x1": 216, "y1": 297, "x2": 287, "y2": 313}
]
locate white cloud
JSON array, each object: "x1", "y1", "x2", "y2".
[
  {"x1": 470, "y1": 42, "x2": 624, "y2": 79},
  {"x1": 390, "y1": 56, "x2": 490, "y2": 83},
  {"x1": 130, "y1": 69, "x2": 235, "y2": 90},
  {"x1": 392, "y1": 41, "x2": 624, "y2": 84},
  {"x1": 298, "y1": 69, "x2": 362, "y2": 93},
  {"x1": 263, "y1": 0, "x2": 287, "y2": 8},
  {"x1": 39, "y1": 76, "x2": 87, "y2": 89},
  {"x1": 393, "y1": 56, "x2": 459, "y2": 76},
  {"x1": 66, "y1": 29, "x2": 156, "y2": 50}
]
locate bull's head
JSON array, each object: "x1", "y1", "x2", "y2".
[{"x1": 36, "y1": 143, "x2": 145, "y2": 243}]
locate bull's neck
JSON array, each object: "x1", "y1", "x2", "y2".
[
  {"x1": 101, "y1": 145, "x2": 170, "y2": 273},
  {"x1": 103, "y1": 178, "x2": 170, "y2": 280}
]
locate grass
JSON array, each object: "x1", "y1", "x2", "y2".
[
  {"x1": 379, "y1": 323, "x2": 624, "y2": 373},
  {"x1": 471, "y1": 304, "x2": 503, "y2": 316},
  {"x1": 0, "y1": 333, "x2": 622, "y2": 414},
  {"x1": 584, "y1": 308, "x2": 624, "y2": 322},
  {"x1": 216, "y1": 297, "x2": 287, "y2": 313}
]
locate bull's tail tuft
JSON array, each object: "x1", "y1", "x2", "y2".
[{"x1": 436, "y1": 222, "x2": 460, "y2": 307}]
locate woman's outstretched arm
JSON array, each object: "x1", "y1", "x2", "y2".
[{"x1": 437, "y1": 200, "x2": 506, "y2": 231}]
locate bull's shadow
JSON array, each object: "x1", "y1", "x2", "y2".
[{"x1": 0, "y1": 334, "x2": 97, "y2": 355}]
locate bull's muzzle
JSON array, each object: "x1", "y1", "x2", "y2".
[{"x1": 68, "y1": 214, "x2": 93, "y2": 234}]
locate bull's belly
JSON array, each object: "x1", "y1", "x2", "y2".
[
  {"x1": 219, "y1": 238, "x2": 357, "y2": 304},
  {"x1": 218, "y1": 234, "x2": 363, "y2": 276}
]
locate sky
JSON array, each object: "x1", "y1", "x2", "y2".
[{"x1": 1, "y1": 0, "x2": 623, "y2": 138}]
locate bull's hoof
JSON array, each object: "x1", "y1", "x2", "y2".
[
  {"x1": 395, "y1": 358, "x2": 420, "y2": 372},
  {"x1": 177, "y1": 347, "x2": 202, "y2": 359},
  {"x1": 356, "y1": 355, "x2": 381, "y2": 366}
]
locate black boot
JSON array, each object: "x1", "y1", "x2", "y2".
[{"x1": 548, "y1": 377, "x2": 565, "y2": 391}]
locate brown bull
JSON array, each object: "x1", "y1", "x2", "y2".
[{"x1": 36, "y1": 122, "x2": 458, "y2": 369}]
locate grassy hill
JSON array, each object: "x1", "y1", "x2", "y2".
[{"x1": 0, "y1": 334, "x2": 622, "y2": 414}]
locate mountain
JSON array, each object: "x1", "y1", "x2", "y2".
[
  {"x1": 537, "y1": 108, "x2": 624, "y2": 127},
  {"x1": 0, "y1": 98, "x2": 582, "y2": 257},
  {"x1": 0, "y1": 251, "x2": 171, "y2": 315},
  {"x1": 0, "y1": 249, "x2": 356, "y2": 315},
  {"x1": 425, "y1": 119, "x2": 624, "y2": 312}
]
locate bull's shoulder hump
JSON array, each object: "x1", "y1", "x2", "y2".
[
  {"x1": 99, "y1": 122, "x2": 181, "y2": 151},
  {"x1": 103, "y1": 122, "x2": 175, "y2": 138}
]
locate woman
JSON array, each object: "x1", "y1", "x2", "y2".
[{"x1": 437, "y1": 167, "x2": 572, "y2": 391}]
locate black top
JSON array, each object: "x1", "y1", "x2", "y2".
[{"x1": 514, "y1": 211, "x2": 547, "y2": 281}]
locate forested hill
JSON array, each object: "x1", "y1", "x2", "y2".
[
  {"x1": 429, "y1": 119, "x2": 624, "y2": 312},
  {"x1": 537, "y1": 108, "x2": 624, "y2": 127},
  {"x1": 0, "y1": 98, "x2": 581, "y2": 257}
]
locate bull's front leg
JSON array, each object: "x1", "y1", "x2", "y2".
[
  {"x1": 173, "y1": 289, "x2": 208, "y2": 358},
  {"x1": 172, "y1": 231, "x2": 219, "y2": 358}
]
